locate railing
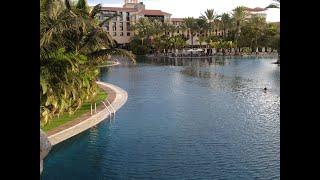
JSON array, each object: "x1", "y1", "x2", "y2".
[
  {"x1": 90, "y1": 99, "x2": 116, "y2": 119},
  {"x1": 102, "y1": 101, "x2": 113, "y2": 118},
  {"x1": 90, "y1": 103, "x2": 97, "y2": 115},
  {"x1": 106, "y1": 99, "x2": 116, "y2": 117}
]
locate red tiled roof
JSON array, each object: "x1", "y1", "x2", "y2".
[
  {"x1": 171, "y1": 18, "x2": 184, "y2": 22},
  {"x1": 245, "y1": 7, "x2": 267, "y2": 12},
  {"x1": 140, "y1": 9, "x2": 171, "y2": 16},
  {"x1": 101, "y1": 7, "x2": 137, "y2": 12}
]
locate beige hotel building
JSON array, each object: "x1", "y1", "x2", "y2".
[
  {"x1": 97, "y1": 0, "x2": 268, "y2": 47},
  {"x1": 97, "y1": 0, "x2": 172, "y2": 46}
]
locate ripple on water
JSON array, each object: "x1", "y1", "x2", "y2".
[{"x1": 42, "y1": 57, "x2": 279, "y2": 180}]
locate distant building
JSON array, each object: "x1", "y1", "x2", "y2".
[
  {"x1": 97, "y1": 0, "x2": 171, "y2": 46},
  {"x1": 244, "y1": 7, "x2": 267, "y2": 19},
  {"x1": 96, "y1": 0, "x2": 235, "y2": 48}
]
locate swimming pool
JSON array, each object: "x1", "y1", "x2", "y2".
[{"x1": 41, "y1": 56, "x2": 280, "y2": 179}]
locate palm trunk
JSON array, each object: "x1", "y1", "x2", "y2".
[
  {"x1": 235, "y1": 21, "x2": 241, "y2": 54},
  {"x1": 191, "y1": 32, "x2": 194, "y2": 57}
]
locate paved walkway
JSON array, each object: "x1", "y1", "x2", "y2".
[{"x1": 47, "y1": 82, "x2": 128, "y2": 146}]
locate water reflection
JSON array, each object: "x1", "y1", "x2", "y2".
[
  {"x1": 140, "y1": 56, "x2": 228, "y2": 67},
  {"x1": 42, "y1": 56, "x2": 280, "y2": 180}
]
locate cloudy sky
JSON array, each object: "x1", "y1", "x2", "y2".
[{"x1": 88, "y1": 0, "x2": 280, "y2": 22}]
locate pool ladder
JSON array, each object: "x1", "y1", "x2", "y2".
[{"x1": 102, "y1": 99, "x2": 116, "y2": 120}]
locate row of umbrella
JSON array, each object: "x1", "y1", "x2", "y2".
[{"x1": 164, "y1": 49, "x2": 205, "y2": 53}]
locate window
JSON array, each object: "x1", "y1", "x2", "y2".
[
  {"x1": 127, "y1": 32, "x2": 131, "y2": 36},
  {"x1": 120, "y1": 32, "x2": 124, "y2": 36},
  {"x1": 104, "y1": 24, "x2": 109, "y2": 31},
  {"x1": 119, "y1": 12, "x2": 123, "y2": 21},
  {"x1": 120, "y1": 22, "x2": 124, "y2": 31},
  {"x1": 126, "y1": 22, "x2": 131, "y2": 31},
  {"x1": 113, "y1": 32, "x2": 117, "y2": 36},
  {"x1": 126, "y1": 12, "x2": 130, "y2": 21},
  {"x1": 112, "y1": 22, "x2": 116, "y2": 31}
]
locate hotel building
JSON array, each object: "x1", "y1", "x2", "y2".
[
  {"x1": 97, "y1": 0, "x2": 171, "y2": 47},
  {"x1": 244, "y1": 7, "x2": 267, "y2": 19},
  {"x1": 96, "y1": 1, "x2": 269, "y2": 47}
]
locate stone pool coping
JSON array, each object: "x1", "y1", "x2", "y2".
[
  {"x1": 98, "y1": 61, "x2": 121, "y2": 67},
  {"x1": 47, "y1": 82, "x2": 128, "y2": 146}
]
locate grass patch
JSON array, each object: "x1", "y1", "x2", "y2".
[{"x1": 42, "y1": 87, "x2": 108, "y2": 132}]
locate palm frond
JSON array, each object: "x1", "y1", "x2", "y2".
[
  {"x1": 89, "y1": 48, "x2": 136, "y2": 63},
  {"x1": 64, "y1": 0, "x2": 71, "y2": 10},
  {"x1": 99, "y1": 13, "x2": 120, "y2": 27},
  {"x1": 89, "y1": 4, "x2": 102, "y2": 18}
]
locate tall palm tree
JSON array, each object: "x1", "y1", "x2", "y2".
[
  {"x1": 40, "y1": 0, "x2": 134, "y2": 125},
  {"x1": 183, "y1": 17, "x2": 198, "y2": 49},
  {"x1": 200, "y1": 9, "x2": 220, "y2": 36},
  {"x1": 232, "y1": 6, "x2": 247, "y2": 52},
  {"x1": 250, "y1": 16, "x2": 267, "y2": 50},
  {"x1": 196, "y1": 18, "x2": 209, "y2": 48},
  {"x1": 131, "y1": 17, "x2": 153, "y2": 46},
  {"x1": 220, "y1": 13, "x2": 232, "y2": 39}
]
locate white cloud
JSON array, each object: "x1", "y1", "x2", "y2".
[{"x1": 89, "y1": 0, "x2": 280, "y2": 22}]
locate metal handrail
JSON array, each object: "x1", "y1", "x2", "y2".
[
  {"x1": 102, "y1": 101, "x2": 112, "y2": 118},
  {"x1": 106, "y1": 99, "x2": 116, "y2": 117}
]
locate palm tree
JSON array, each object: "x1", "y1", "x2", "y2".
[
  {"x1": 183, "y1": 17, "x2": 198, "y2": 49},
  {"x1": 249, "y1": 16, "x2": 267, "y2": 51},
  {"x1": 161, "y1": 22, "x2": 175, "y2": 37},
  {"x1": 200, "y1": 9, "x2": 220, "y2": 36},
  {"x1": 265, "y1": 0, "x2": 280, "y2": 63},
  {"x1": 40, "y1": 0, "x2": 134, "y2": 125},
  {"x1": 169, "y1": 35, "x2": 186, "y2": 50},
  {"x1": 220, "y1": 13, "x2": 231, "y2": 39},
  {"x1": 232, "y1": 6, "x2": 247, "y2": 53},
  {"x1": 131, "y1": 17, "x2": 154, "y2": 46}
]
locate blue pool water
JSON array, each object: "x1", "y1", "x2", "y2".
[{"x1": 41, "y1": 57, "x2": 280, "y2": 179}]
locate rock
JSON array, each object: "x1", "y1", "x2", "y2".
[{"x1": 40, "y1": 129, "x2": 52, "y2": 174}]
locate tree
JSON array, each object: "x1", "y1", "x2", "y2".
[
  {"x1": 250, "y1": 16, "x2": 267, "y2": 50},
  {"x1": 169, "y1": 35, "x2": 186, "y2": 50},
  {"x1": 131, "y1": 17, "x2": 154, "y2": 46},
  {"x1": 200, "y1": 9, "x2": 220, "y2": 36},
  {"x1": 220, "y1": 13, "x2": 232, "y2": 39},
  {"x1": 40, "y1": 0, "x2": 134, "y2": 125},
  {"x1": 232, "y1": 6, "x2": 247, "y2": 52},
  {"x1": 182, "y1": 17, "x2": 198, "y2": 49}
]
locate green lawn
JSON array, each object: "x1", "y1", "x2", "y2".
[{"x1": 42, "y1": 87, "x2": 108, "y2": 132}]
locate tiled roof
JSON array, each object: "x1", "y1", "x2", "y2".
[
  {"x1": 140, "y1": 9, "x2": 171, "y2": 16},
  {"x1": 101, "y1": 7, "x2": 137, "y2": 12},
  {"x1": 245, "y1": 7, "x2": 267, "y2": 12},
  {"x1": 100, "y1": 7, "x2": 171, "y2": 16}
]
